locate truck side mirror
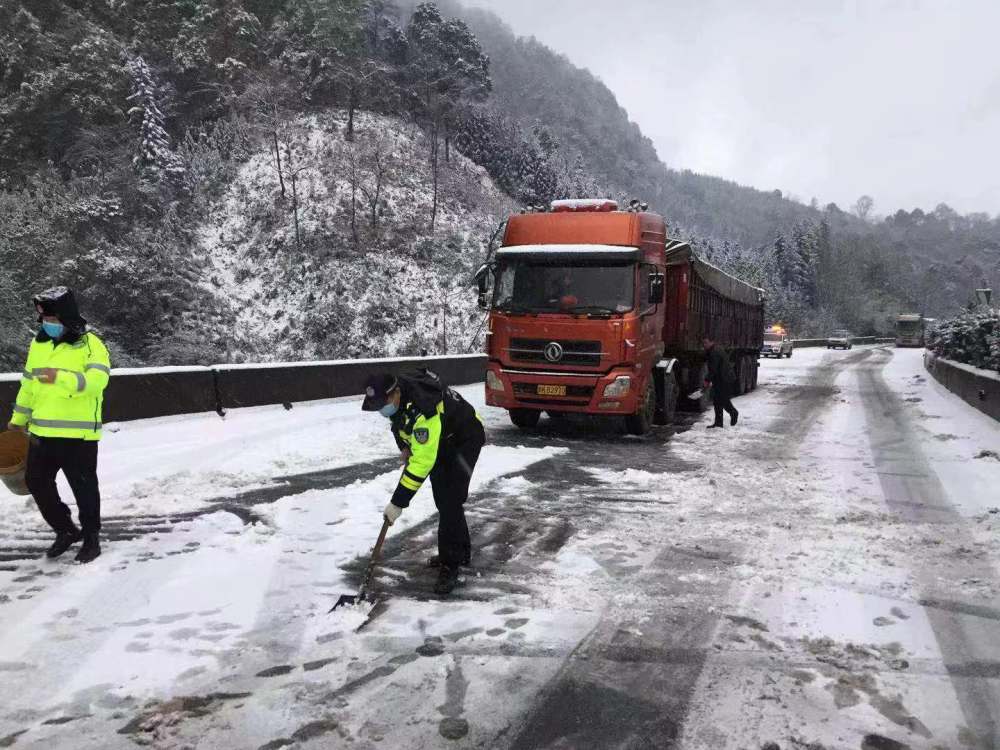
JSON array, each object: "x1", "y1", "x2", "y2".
[
  {"x1": 474, "y1": 262, "x2": 495, "y2": 310},
  {"x1": 648, "y1": 272, "x2": 665, "y2": 305}
]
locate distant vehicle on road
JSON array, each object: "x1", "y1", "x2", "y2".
[
  {"x1": 827, "y1": 330, "x2": 853, "y2": 350},
  {"x1": 761, "y1": 327, "x2": 793, "y2": 358},
  {"x1": 895, "y1": 313, "x2": 926, "y2": 347}
]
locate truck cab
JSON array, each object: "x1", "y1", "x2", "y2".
[
  {"x1": 477, "y1": 200, "x2": 667, "y2": 433},
  {"x1": 895, "y1": 314, "x2": 925, "y2": 347}
]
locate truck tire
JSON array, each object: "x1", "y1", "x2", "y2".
[
  {"x1": 654, "y1": 370, "x2": 678, "y2": 426},
  {"x1": 786, "y1": 349, "x2": 793, "y2": 358},
  {"x1": 625, "y1": 379, "x2": 656, "y2": 435},
  {"x1": 750, "y1": 359, "x2": 759, "y2": 390},
  {"x1": 509, "y1": 409, "x2": 540, "y2": 430}
]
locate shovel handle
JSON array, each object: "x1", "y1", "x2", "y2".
[{"x1": 358, "y1": 518, "x2": 391, "y2": 597}]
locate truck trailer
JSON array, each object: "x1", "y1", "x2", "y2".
[{"x1": 475, "y1": 199, "x2": 765, "y2": 434}]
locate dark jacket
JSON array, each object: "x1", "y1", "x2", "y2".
[
  {"x1": 387, "y1": 369, "x2": 484, "y2": 508},
  {"x1": 390, "y1": 370, "x2": 482, "y2": 452},
  {"x1": 705, "y1": 345, "x2": 735, "y2": 393}
]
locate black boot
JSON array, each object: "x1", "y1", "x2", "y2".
[
  {"x1": 707, "y1": 423, "x2": 723, "y2": 429},
  {"x1": 731, "y1": 411, "x2": 739, "y2": 426},
  {"x1": 433, "y1": 565, "x2": 460, "y2": 596},
  {"x1": 75, "y1": 532, "x2": 101, "y2": 564},
  {"x1": 46, "y1": 529, "x2": 83, "y2": 559},
  {"x1": 427, "y1": 554, "x2": 471, "y2": 568}
]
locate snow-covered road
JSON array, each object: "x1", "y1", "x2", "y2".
[{"x1": 1, "y1": 346, "x2": 999, "y2": 749}]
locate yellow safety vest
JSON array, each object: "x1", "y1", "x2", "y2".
[{"x1": 9, "y1": 332, "x2": 111, "y2": 441}]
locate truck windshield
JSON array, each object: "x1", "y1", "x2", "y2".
[
  {"x1": 763, "y1": 333, "x2": 782, "y2": 342},
  {"x1": 494, "y1": 261, "x2": 635, "y2": 314},
  {"x1": 897, "y1": 321, "x2": 922, "y2": 334}
]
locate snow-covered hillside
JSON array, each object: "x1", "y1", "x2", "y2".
[{"x1": 191, "y1": 110, "x2": 516, "y2": 363}]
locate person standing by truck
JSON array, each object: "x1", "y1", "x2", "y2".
[
  {"x1": 703, "y1": 336, "x2": 739, "y2": 429},
  {"x1": 5, "y1": 287, "x2": 111, "y2": 563},
  {"x1": 361, "y1": 369, "x2": 486, "y2": 595}
]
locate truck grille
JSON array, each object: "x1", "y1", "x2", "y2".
[{"x1": 508, "y1": 338, "x2": 603, "y2": 367}]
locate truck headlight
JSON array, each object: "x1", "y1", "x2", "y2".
[
  {"x1": 486, "y1": 370, "x2": 505, "y2": 392},
  {"x1": 603, "y1": 376, "x2": 631, "y2": 398}
]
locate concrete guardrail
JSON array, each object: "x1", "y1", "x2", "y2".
[
  {"x1": 923, "y1": 351, "x2": 1000, "y2": 422},
  {"x1": 791, "y1": 336, "x2": 891, "y2": 348},
  {"x1": 0, "y1": 354, "x2": 487, "y2": 425}
]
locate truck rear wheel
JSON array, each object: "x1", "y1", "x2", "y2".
[
  {"x1": 509, "y1": 409, "x2": 540, "y2": 430},
  {"x1": 625, "y1": 379, "x2": 655, "y2": 435}
]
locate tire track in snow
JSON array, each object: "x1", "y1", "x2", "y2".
[
  {"x1": 858, "y1": 348, "x2": 1000, "y2": 748},
  {"x1": 495, "y1": 352, "x2": 871, "y2": 749}
]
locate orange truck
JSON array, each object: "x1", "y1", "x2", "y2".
[{"x1": 475, "y1": 199, "x2": 765, "y2": 433}]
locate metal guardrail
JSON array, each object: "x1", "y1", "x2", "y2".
[{"x1": 0, "y1": 355, "x2": 487, "y2": 424}]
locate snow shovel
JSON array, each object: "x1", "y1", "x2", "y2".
[{"x1": 330, "y1": 518, "x2": 391, "y2": 613}]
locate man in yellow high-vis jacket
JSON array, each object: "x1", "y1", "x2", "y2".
[{"x1": 5, "y1": 287, "x2": 110, "y2": 563}]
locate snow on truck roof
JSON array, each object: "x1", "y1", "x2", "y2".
[
  {"x1": 549, "y1": 199, "x2": 619, "y2": 212},
  {"x1": 496, "y1": 244, "x2": 640, "y2": 260}
]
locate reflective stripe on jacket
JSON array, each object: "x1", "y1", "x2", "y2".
[
  {"x1": 390, "y1": 401, "x2": 445, "y2": 508},
  {"x1": 9, "y1": 332, "x2": 111, "y2": 441}
]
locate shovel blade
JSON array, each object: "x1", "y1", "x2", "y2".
[{"x1": 329, "y1": 592, "x2": 365, "y2": 613}]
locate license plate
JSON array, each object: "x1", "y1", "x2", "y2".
[{"x1": 537, "y1": 384, "x2": 567, "y2": 396}]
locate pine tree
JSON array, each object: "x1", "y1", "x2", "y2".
[{"x1": 125, "y1": 55, "x2": 185, "y2": 182}]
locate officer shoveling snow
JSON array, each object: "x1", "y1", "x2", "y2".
[{"x1": 361, "y1": 368, "x2": 486, "y2": 595}]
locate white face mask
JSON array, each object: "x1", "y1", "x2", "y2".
[{"x1": 379, "y1": 402, "x2": 398, "y2": 419}]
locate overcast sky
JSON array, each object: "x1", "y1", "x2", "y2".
[{"x1": 465, "y1": 0, "x2": 1000, "y2": 216}]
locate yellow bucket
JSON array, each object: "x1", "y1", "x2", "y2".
[{"x1": 0, "y1": 430, "x2": 30, "y2": 496}]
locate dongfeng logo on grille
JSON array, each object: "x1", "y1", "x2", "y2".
[{"x1": 544, "y1": 342, "x2": 564, "y2": 362}]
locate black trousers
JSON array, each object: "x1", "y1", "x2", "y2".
[
  {"x1": 429, "y1": 423, "x2": 486, "y2": 568},
  {"x1": 25, "y1": 437, "x2": 101, "y2": 535},
  {"x1": 712, "y1": 385, "x2": 739, "y2": 426}
]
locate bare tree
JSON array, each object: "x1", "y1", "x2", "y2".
[
  {"x1": 358, "y1": 134, "x2": 388, "y2": 231},
  {"x1": 853, "y1": 195, "x2": 875, "y2": 222},
  {"x1": 240, "y1": 70, "x2": 297, "y2": 200},
  {"x1": 346, "y1": 146, "x2": 361, "y2": 247}
]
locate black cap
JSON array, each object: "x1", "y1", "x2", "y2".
[{"x1": 361, "y1": 373, "x2": 399, "y2": 411}]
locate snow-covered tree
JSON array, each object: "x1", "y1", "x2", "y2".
[
  {"x1": 928, "y1": 309, "x2": 1000, "y2": 372},
  {"x1": 125, "y1": 55, "x2": 185, "y2": 182}
]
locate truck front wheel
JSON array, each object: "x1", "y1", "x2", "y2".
[
  {"x1": 625, "y1": 379, "x2": 656, "y2": 435},
  {"x1": 509, "y1": 408, "x2": 541, "y2": 430},
  {"x1": 654, "y1": 371, "x2": 678, "y2": 426}
]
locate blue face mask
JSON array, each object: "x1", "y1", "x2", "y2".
[
  {"x1": 379, "y1": 402, "x2": 398, "y2": 419},
  {"x1": 42, "y1": 321, "x2": 65, "y2": 339}
]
